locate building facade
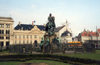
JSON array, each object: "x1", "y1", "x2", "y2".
[
  {"x1": 61, "y1": 30, "x2": 72, "y2": 43},
  {"x1": 55, "y1": 22, "x2": 72, "y2": 43},
  {"x1": 13, "y1": 24, "x2": 45, "y2": 45},
  {"x1": 0, "y1": 17, "x2": 14, "y2": 49},
  {"x1": 78, "y1": 29, "x2": 100, "y2": 43},
  {"x1": 78, "y1": 29, "x2": 100, "y2": 48},
  {"x1": 0, "y1": 17, "x2": 73, "y2": 49},
  {"x1": 13, "y1": 22, "x2": 72, "y2": 45}
]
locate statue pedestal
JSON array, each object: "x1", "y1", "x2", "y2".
[{"x1": 43, "y1": 33, "x2": 56, "y2": 54}]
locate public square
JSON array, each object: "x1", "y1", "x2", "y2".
[{"x1": 0, "y1": 0, "x2": 100, "y2": 65}]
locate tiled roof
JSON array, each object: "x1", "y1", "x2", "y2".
[
  {"x1": 14, "y1": 24, "x2": 45, "y2": 31},
  {"x1": 61, "y1": 30, "x2": 72, "y2": 37},
  {"x1": 55, "y1": 25, "x2": 65, "y2": 32},
  {"x1": 97, "y1": 29, "x2": 100, "y2": 33},
  {"x1": 81, "y1": 31, "x2": 99, "y2": 36}
]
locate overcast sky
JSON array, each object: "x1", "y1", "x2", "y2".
[{"x1": 0, "y1": 0, "x2": 100, "y2": 36}]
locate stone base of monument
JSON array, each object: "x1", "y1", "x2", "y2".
[{"x1": 19, "y1": 63, "x2": 48, "y2": 65}]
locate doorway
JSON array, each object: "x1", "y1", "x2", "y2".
[{"x1": 34, "y1": 40, "x2": 38, "y2": 47}]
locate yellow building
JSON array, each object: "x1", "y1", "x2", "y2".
[
  {"x1": 0, "y1": 17, "x2": 14, "y2": 49},
  {"x1": 13, "y1": 23, "x2": 45, "y2": 45}
]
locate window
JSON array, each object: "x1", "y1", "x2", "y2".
[
  {"x1": 34, "y1": 35, "x2": 37, "y2": 38},
  {"x1": 30, "y1": 35, "x2": 32, "y2": 39},
  {"x1": 27, "y1": 40, "x2": 28, "y2": 43},
  {"x1": 23, "y1": 35, "x2": 25, "y2": 39},
  {"x1": 15, "y1": 40, "x2": 17, "y2": 44},
  {"x1": 19, "y1": 35, "x2": 21, "y2": 39},
  {"x1": 0, "y1": 30, "x2": 4, "y2": 34},
  {"x1": 6, "y1": 30, "x2": 10, "y2": 34},
  {"x1": 0, "y1": 24, "x2": 4, "y2": 28},
  {"x1": 6, "y1": 42, "x2": 9, "y2": 46},
  {"x1": 6, "y1": 36, "x2": 10, "y2": 39},
  {"x1": 15, "y1": 35, "x2": 17, "y2": 39},
  {"x1": 0, "y1": 42, "x2": 4, "y2": 47},
  {"x1": 6, "y1": 24, "x2": 10, "y2": 28},
  {"x1": 27, "y1": 35, "x2": 28, "y2": 39},
  {"x1": 30, "y1": 40, "x2": 32, "y2": 44},
  {"x1": 19, "y1": 40, "x2": 21, "y2": 44},
  {"x1": 0, "y1": 36, "x2": 4, "y2": 39},
  {"x1": 23, "y1": 40, "x2": 25, "y2": 44}
]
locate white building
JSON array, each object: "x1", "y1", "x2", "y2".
[
  {"x1": 55, "y1": 22, "x2": 72, "y2": 43},
  {"x1": 0, "y1": 17, "x2": 14, "y2": 49}
]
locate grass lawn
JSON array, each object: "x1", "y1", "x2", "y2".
[
  {"x1": 0, "y1": 50, "x2": 100, "y2": 65},
  {"x1": 59, "y1": 50, "x2": 100, "y2": 60},
  {"x1": 0, "y1": 60, "x2": 71, "y2": 65}
]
